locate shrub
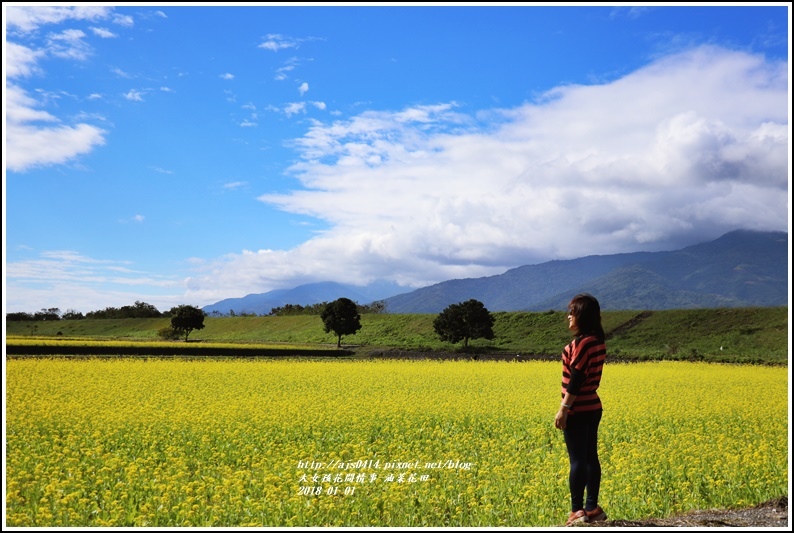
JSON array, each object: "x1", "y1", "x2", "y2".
[{"x1": 158, "y1": 326, "x2": 181, "y2": 341}]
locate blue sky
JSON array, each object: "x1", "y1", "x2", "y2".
[{"x1": 3, "y1": 3, "x2": 791, "y2": 314}]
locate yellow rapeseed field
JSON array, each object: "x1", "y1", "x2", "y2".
[
  {"x1": 5, "y1": 358, "x2": 788, "y2": 527},
  {"x1": 5, "y1": 336, "x2": 327, "y2": 350}
]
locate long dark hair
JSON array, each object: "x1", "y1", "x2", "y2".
[{"x1": 568, "y1": 293, "x2": 605, "y2": 340}]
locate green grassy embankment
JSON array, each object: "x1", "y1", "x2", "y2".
[{"x1": 5, "y1": 307, "x2": 788, "y2": 364}]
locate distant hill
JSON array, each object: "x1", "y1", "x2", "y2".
[
  {"x1": 7, "y1": 307, "x2": 788, "y2": 364},
  {"x1": 381, "y1": 230, "x2": 788, "y2": 313},
  {"x1": 203, "y1": 230, "x2": 787, "y2": 315},
  {"x1": 203, "y1": 281, "x2": 405, "y2": 316}
]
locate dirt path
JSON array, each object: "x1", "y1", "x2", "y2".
[{"x1": 578, "y1": 496, "x2": 788, "y2": 528}]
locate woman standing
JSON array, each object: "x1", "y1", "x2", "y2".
[{"x1": 555, "y1": 293, "x2": 608, "y2": 526}]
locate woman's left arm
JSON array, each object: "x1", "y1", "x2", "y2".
[{"x1": 554, "y1": 391, "x2": 577, "y2": 430}]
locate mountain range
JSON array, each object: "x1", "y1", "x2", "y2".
[
  {"x1": 204, "y1": 229, "x2": 788, "y2": 315},
  {"x1": 203, "y1": 279, "x2": 404, "y2": 316}
]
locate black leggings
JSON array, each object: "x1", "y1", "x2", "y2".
[{"x1": 563, "y1": 408, "x2": 602, "y2": 512}]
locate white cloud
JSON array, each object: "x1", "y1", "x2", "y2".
[
  {"x1": 610, "y1": 6, "x2": 653, "y2": 20},
  {"x1": 275, "y1": 65, "x2": 294, "y2": 81},
  {"x1": 5, "y1": 85, "x2": 58, "y2": 124},
  {"x1": 5, "y1": 5, "x2": 114, "y2": 32},
  {"x1": 112, "y1": 13, "x2": 134, "y2": 27},
  {"x1": 299, "y1": 82, "x2": 309, "y2": 96},
  {"x1": 6, "y1": 123, "x2": 107, "y2": 173},
  {"x1": 112, "y1": 67, "x2": 132, "y2": 78},
  {"x1": 4, "y1": 6, "x2": 122, "y2": 172},
  {"x1": 4, "y1": 41, "x2": 44, "y2": 78},
  {"x1": 46, "y1": 28, "x2": 92, "y2": 60},
  {"x1": 283, "y1": 102, "x2": 306, "y2": 117},
  {"x1": 259, "y1": 34, "x2": 298, "y2": 51},
  {"x1": 280, "y1": 101, "x2": 326, "y2": 117},
  {"x1": 184, "y1": 45, "x2": 788, "y2": 302},
  {"x1": 90, "y1": 26, "x2": 117, "y2": 38},
  {"x1": 274, "y1": 57, "x2": 302, "y2": 80},
  {"x1": 5, "y1": 84, "x2": 107, "y2": 172},
  {"x1": 221, "y1": 72, "x2": 234, "y2": 80},
  {"x1": 5, "y1": 251, "x2": 181, "y2": 314},
  {"x1": 123, "y1": 89, "x2": 144, "y2": 101}
]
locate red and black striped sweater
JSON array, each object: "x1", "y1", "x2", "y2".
[{"x1": 561, "y1": 334, "x2": 606, "y2": 413}]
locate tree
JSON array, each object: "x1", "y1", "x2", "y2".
[
  {"x1": 6, "y1": 312, "x2": 34, "y2": 321},
  {"x1": 128, "y1": 301, "x2": 162, "y2": 318},
  {"x1": 61, "y1": 309, "x2": 85, "y2": 320},
  {"x1": 169, "y1": 305, "x2": 206, "y2": 341},
  {"x1": 320, "y1": 297, "x2": 362, "y2": 348},
  {"x1": 34, "y1": 308, "x2": 61, "y2": 321},
  {"x1": 433, "y1": 299, "x2": 495, "y2": 348},
  {"x1": 359, "y1": 300, "x2": 387, "y2": 314}
]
